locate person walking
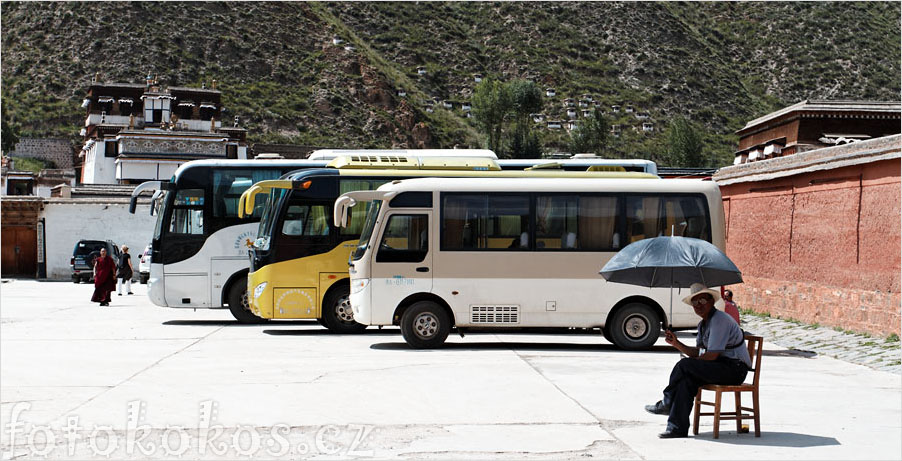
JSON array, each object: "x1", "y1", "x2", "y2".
[
  {"x1": 644, "y1": 283, "x2": 752, "y2": 438},
  {"x1": 91, "y1": 248, "x2": 117, "y2": 306},
  {"x1": 117, "y1": 245, "x2": 134, "y2": 296}
]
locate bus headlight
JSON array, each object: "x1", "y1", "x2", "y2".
[
  {"x1": 253, "y1": 282, "x2": 268, "y2": 299},
  {"x1": 350, "y1": 278, "x2": 369, "y2": 295}
]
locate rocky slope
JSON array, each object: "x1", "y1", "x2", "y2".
[{"x1": 1, "y1": 1, "x2": 899, "y2": 165}]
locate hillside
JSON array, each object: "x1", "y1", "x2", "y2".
[{"x1": 1, "y1": 1, "x2": 899, "y2": 166}]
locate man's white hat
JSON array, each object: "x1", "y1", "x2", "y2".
[{"x1": 682, "y1": 282, "x2": 721, "y2": 306}]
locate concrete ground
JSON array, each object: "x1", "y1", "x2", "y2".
[{"x1": 1, "y1": 279, "x2": 900, "y2": 460}]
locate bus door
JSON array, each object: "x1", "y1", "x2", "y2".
[{"x1": 369, "y1": 210, "x2": 433, "y2": 308}]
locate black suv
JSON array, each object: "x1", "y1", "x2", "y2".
[{"x1": 71, "y1": 240, "x2": 120, "y2": 283}]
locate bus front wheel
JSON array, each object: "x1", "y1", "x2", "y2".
[
  {"x1": 400, "y1": 301, "x2": 451, "y2": 349},
  {"x1": 321, "y1": 286, "x2": 366, "y2": 334},
  {"x1": 227, "y1": 278, "x2": 267, "y2": 324},
  {"x1": 608, "y1": 303, "x2": 660, "y2": 350}
]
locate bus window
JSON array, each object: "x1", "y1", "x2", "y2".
[
  {"x1": 625, "y1": 195, "x2": 710, "y2": 243},
  {"x1": 339, "y1": 180, "x2": 388, "y2": 236},
  {"x1": 281, "y1": 204, "x2": 330, "y2": 236},
  {"x1": 213, "y1": 169, "x2": 283, "y2": 218},
  {"x1": 625, "y1": 196, "x2": 661, "y2": 243},
  {"x1": 170, "y1": 189, "x2": 204, "y2": 235},
  {"x1": 536, "y1": 195, "x2": 619, "y2": 251},
  {"x1": 376, "y1": 214, "x2": 428, "y2": 263},
  {"x1": 441, "y1": 194, "x2": 529, "y2": 250},
  {"x1": 664, "y1": 196, "x2": 710, "y2": 241}
]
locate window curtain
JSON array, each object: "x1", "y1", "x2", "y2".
[{"x1": 579, "y1": 196, "x2": 617, "y2": 250}]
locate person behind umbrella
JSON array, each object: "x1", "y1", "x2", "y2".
[
  {"x1": 723, "y1": 289, "x2": 741, "y2": 325},
  {"x1": 644, "y1": 283, "x2": 752, "y2": 438},
  {"x1": 91, "y1": 248, "x2": 117, "y2": 307}
]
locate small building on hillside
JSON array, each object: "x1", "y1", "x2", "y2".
[
  {"x1": 78, "y1": 77, "x2": 248, "y2": 184},
  {"x1": 733, "y1": 100, "x2": 900, "y2": 165}
]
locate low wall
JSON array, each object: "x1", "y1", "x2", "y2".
[
  {"x1": 715, "y1": 135, "x2": 901, "y2": 338},
  {"x1": 41, "y1": 199, "x2": 157, "y2": 279},
  {"x1": 11, "y1": 138, "x2": 74, "y2": 169}
]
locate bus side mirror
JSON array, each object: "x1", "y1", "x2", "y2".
[
  {"x1": 239, "y1": 185, "x2": 263, "y2": 219},
  {"x1": 334, "y1": 195, "x2": 357, "y2": 228}
]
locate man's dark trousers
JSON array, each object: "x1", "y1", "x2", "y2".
[{"x1": 662, "y1": 358, "x2": 748, "y2": 434}]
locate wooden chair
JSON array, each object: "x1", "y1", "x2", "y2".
[{"x1": 693, "y1": 334, "x2": 763, "y2": 438}]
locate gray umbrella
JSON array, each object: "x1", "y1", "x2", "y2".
[{"x1": 600, "y1": 236, "x2": 742, "y2": 327}]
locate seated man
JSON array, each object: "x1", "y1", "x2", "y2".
[{"x1": 645, "y1": 283, "x2": 752, "y2": 438}]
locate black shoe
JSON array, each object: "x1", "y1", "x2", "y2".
[
  {"x1": 645, "y1": 400, "x2": 670, "y2": 415},
  {"x1": 128, "y1": 292, "x2": 134, "y2": 295},
  {"x1": 118, "y1": 293, "x2": 122, "y2": 296},
  {"x1": 658, "y1": 429, "x2": 688, "y2": 439},
  {"x1": 100, "y1": 302, "x2": 109, "y2": 306}
]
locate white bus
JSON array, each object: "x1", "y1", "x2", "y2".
[
  {"x1": 128, "y1": 150, "x2": 499, "y2": 322},
  {"x1": 335, "y1": 177, "x2": 724, "y2": 349},
  {"x1": 129, "y1": 159, "x2": 329, "y2": 319}
]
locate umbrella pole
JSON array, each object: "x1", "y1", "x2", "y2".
[{"x1": 669, "y1": 276, "x2": 673, "y2": 331}]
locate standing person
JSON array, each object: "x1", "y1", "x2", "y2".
[
  {"x1": 723, "y1": 289, "x2": 741, "y2": 325},
  {"x1": 117, "y1": 245, "x2": 134, "y2": 296},
  {"x1": 91, "y1": 248, "x2": 117, "y2": 306},
  {"x1": 644, "y1": 283, "x2": 752, "y2": 438}
]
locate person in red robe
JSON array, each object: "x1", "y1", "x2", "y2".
[{"x1": 91, "y1": 248, "x2": 117, "y2": 306}]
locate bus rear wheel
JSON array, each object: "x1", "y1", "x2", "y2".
[
  {"x1": 608, "y1": 302, "x2": 660, "y2": 350},
  {"x1": 227, "y1": 278, "x2": 266, "y2": 324},
  {"x1": 400, "y1": 301, "x2": 451, "y2": 349},
  {"x1": 321, "y1": 286, "x2": 366, "y2": 333}
]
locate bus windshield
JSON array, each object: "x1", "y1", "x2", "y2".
[
  {"x1": 152, "y1": 190, "x2": 170, "y2": 241},
  {"x1": 256, "y1": 188, "x2": 288, "y2": 251},
  {"x1": 353, "y1": 200, "x2": 382, "y2": 261}
]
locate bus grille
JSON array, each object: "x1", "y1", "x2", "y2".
[{"x1": 470, "y1": 305, "x2": 519, "y2": 324}]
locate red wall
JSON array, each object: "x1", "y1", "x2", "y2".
[{"x1": 720, "y1": 158, "x2": 900, "y2": 337}]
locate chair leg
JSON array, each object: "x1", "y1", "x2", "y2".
[
  {"x1": 735, "y1": 391, "x2": 742, "y2": 433},
  {"x1": 693, "y1": 389, "x2": 702, "y2": 435},
  {"x1": 752, "y1": 390, "x2": 761, "y2": 437},
  {"x1": 713, "y1": 391, "x2": 722, "y2": 439}
]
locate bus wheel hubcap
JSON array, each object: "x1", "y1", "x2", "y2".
[
  {"x1": 413, "y1": 313, "x2": 438, "y2": 339},
  {"x1": 335, "y1": 296, "x2": 354, "y2": 323},
  {"x1": 624, "y1": 315, "x2": 648, "y2": 339}
]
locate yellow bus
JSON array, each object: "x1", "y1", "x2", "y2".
[{"x1": 238, "y1": 156, "x2": 657, "y2": 332}]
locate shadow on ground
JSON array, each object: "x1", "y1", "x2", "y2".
[
  {"x1": 163, "y1": 320, "x2": 317, "y2": 327},
  {"x1": 698, "y1": 431, "x2": 839, "y2": 447},
  {"x1": 263, "y1": 328, "x2": 399, "y2": 336},
  {"x1": 370, "y1": 341, "x2": 678, "y2": 353},
  {"x1": 763, "y1": 349, "x2": 817, "y2": 358}
]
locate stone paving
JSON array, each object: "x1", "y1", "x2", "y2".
[{"x1": 740, "y1": 312, "x2": 902, "y2": 375}]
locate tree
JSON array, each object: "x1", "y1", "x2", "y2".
[
  {"x1": 1, "y1": 112, "x2": 20, "y2": 155},
  {"x1": 666, "y1": 117, "x2": 705, "y2": 167},
  {"x1": 506, "y1": 80, "x2": 544, "y2": 159},
  {"x1": 507, "y1": 80, "x2": 543, "y2": 126},
  {"x1": 568, "y1": 107, "x2": 609, "y2": 154},
  {"x1": 470, "y1": 78, "x2": 511, "y2": 157}
]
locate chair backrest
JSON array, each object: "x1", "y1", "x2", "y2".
[{"x1": 744, "y1": 334, "x2": 764, "y2": 387}]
